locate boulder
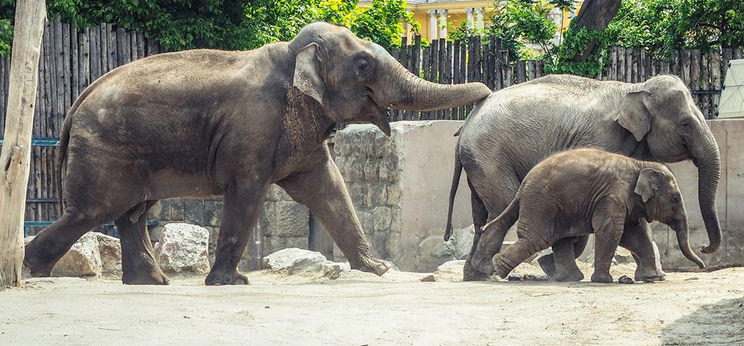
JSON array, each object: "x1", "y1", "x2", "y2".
[
  {"x1": 430, "y1": 225, "x2": 475, "y2": 262},
  {"x1": 433, "y1": 260, "x2": 465, "y2": 282},
  {"x1": 262, "y1": 248, "x2": 344, "y2": 279},
  {"x1": 154, "y1": 223, "x2": 210, "y2": 273},
  {"x1": 52, "y1": 232, "x2": 102, "y2": 277},
  {"x1": 95, "y1": 233, "x2": 122, "y2": 273}
]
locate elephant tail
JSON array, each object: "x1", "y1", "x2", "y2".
[
  {"x1": 444, "y1": 142, "x2": 463, "y2": 241},
  {"x1": 55, "y1": 103, "x2": 73, "y2": 216},
  {"x1": 482, "y1": 196, "x2": 519, "y2": 233}
]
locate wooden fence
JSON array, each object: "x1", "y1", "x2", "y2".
[
  {"x1": 0, "y1": 17, "x2": 164, "y2": 230},
  {"x1": 0, "y1": 18, "x2": 741, "y2": 230}
]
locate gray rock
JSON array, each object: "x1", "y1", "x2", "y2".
[
  {"x1": 429, "y1": 225, "x2": 475, "y2": 262},
  {"x1": 154, "y1": 223, "x2": 210, "y2": 274},
  {"x1": 262, "y1": 248, "x2": 344, "y2": 279},
  {"x1": 94, "y1": 233, "x2": 121, "y2": 273},
  {"x1": 262, "y1": 248, "x2": 326, "y2": 271},
  {"x1": 614, "y1": 248, "x2": 635, "y2": 264},
  {"x1": 53, "y1": 232, "x2": 102, "y2": 277}
]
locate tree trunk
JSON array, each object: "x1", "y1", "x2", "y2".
[
  {"x1": 568, "y1": 0, "x2": 622, "y2": 62},
  {"x1": 0, "y1": 0, "x2": 47, "y2": 289}
]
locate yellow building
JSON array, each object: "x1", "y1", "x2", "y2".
[{"x1": 360, "y1": 0, "x2": 584, "y2": 42}]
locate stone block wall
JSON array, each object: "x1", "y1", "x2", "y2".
[
  {"x1": 334, "y1": 121, "x2": 473, "y2": 272},
  {"x1": 332, "y1": 124, "x2": 402, "y2": 263},
  {"x1": 148, "y1": 185, "x2": 310, "y2": 270}
]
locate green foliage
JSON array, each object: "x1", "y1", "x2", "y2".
[
  {"x1": 609, "y1": 0, "x2": 744, "y2": 56},
  {"x1": 485, "y1": 0, "x2": 556, "y2": 61},
  {"x1": 0, "y1": 0, "x2": 415, "y2": 56},
  {"x1": 547, "y1": 25, "x2": 615, "y2": 76}
]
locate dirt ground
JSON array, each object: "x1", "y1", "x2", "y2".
[{"x1": 1, "y1": 262, "x2": 743, "y2": 346}]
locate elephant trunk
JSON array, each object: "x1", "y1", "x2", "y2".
[
  {"x1": 371, "y1": 44, "x2": 492, "y2": 111},
  {"x1": 673, "y1": 216, "x2": 706, "y2": 269},
  {"x1": 689, "y1": 123, "x2": 722, "y2": 254}
]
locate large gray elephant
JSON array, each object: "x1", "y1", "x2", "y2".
[
  {"x1": 470, "y1": 148, "x2": 706, "y2": 283},
  {"x1": 24, "y1": 22, "x2": 491, "y2": 285},
  {"x1": 445, "y1": 74, "x2": 721, "y2": 281}
]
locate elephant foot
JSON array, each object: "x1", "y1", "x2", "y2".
[
  {"x1": 553, "y1": 269, "x2": 584, "y2": 282},
  {"x1": 537, "y1": 254, "x2": 557, "y2": 277},
  {"x1": 23, "y1": 245, "x2": 55, "y2": 277},
  {"x1": 470, "y1": 256, "x2": 495, "y2": 276},
  {"x1": 463, "y1": 260, "x2": 490, "y2": 281},
  {"x1": 491, "y1": 254, "x2": 514, "y2": 279},
  {"x1": 122, "y1": 270, "x2": 169, "y2": 285},
  {"x1": 352, "y1": 256, "x2": 391, "y2": 276},
  {"x1": 205, "y1": 269, "x2": 249, "y2": 286},
  {"x1": 634, "y1": 269, "x2": 666, "y2": 282},
  {"x1": 590, "y1": 272, "x2": 613, "y2": 283}
]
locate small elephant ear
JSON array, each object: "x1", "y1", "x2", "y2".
[
  {"x1": 293, "y1": 43, "x2": 325, "y2": 105},
  {"x1": 616, "y1": 90, "x2": 652, "y2": 142},
  {"x1": 635, "y1": 168, "x2": 662, "y2": 203}
]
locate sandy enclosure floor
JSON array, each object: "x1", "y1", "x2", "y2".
[{"x1": 1, "y1": 264, "x2": 744, "y2": 346}]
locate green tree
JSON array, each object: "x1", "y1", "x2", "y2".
[
  {"x1": 486, "y1": 0, "x2": 557, "y2": 60},
  {"x1": 0, "y1": 0, "x2": 416, "y2": 56},
  {"x1": 609, "y1": 0, "x2": 743, "y2": 56}
]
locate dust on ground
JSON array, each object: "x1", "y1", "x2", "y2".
[{"x1": 1, "y1": 263, "x2": 743, "y2": 346}]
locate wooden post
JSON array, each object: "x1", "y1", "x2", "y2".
[{"x1": 0, "y1": 0, "x2": 47, "y2": 289}]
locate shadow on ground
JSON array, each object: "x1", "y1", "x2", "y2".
[{"x1": 661, "y1": 297, "x2": 744, "y2": 345}]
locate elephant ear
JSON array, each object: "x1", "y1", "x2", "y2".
[
  {"x1": 616, "y1": 90, "x2": 652, "y2": 142},
  {"x1": 635, "y1": 167, "x2": 663, "y2": 203},
  {"x1": 294, "y1": 43, "x2": 325, "y2": 105}
]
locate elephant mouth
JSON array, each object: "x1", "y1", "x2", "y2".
[{"x1": 367, "y1": 92, "x2": 392, "y2": 136}]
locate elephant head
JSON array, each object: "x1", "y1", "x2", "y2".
[
  {"x1": 634, "y1": 166, "x2": 706, "y2": 268},
  {"x1": 289, "y1": 22, "x2": 492, "y2": 135},
  {"x1": 617, "y1": 75, "x2": 721, "y2": 254}
]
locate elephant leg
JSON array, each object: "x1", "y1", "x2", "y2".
[
  {"x1": 116, "y1": 201, "x2": 168, "y2": 285},
  {"x1": 620, "y1": 220, "x2": 665, "y2": 282},
  {"x1": 278, "y1": 158, "x2": 389, "y2": 275},
  {"x1": 590, "y1": 203, "x2": 626, "y2": 283},
  {"x1": 24, "y1": 208, "x2": 109, "y2": 277},
  {"x1": 492, "y1": 222, "x2": 551, "y2": 279},
  {"x1": 205, "y1": 182, "x2": 269, "y2": 286},
  {"x1": 463, "y1": 183, "x2": 492, "y2": 281},
  {"x1": 544, "y1": 237, "x2": 585, "y2": 282}
]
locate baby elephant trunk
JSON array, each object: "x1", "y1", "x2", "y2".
[{"x1": 673, "y1": 220, "x2": 706, "y2": 269}]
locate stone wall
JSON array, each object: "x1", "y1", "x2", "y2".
[
  {"x1": 334, "y1": 121, "x2": 473, "y2": 272},
  {"x1": 148, "y1": 185, "x2": 310, "y2": 271}
]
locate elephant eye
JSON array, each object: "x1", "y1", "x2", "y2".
[
  {"x1": 356, "y1": 59, "x2": 374, "y2": 80},
  {"x1": 671, "y1": 195, "x2": 680, "y2": 204}
]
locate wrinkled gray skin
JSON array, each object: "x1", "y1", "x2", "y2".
[
  {"x1": 24, "y1": 22, "x2": 491, "y2": 285},
  {"x1": 471, "y1": 148, "x2": 706, "y2": 283},
  {"x1": 446, "y1": 74, "x2": 721, "y2": 282}
]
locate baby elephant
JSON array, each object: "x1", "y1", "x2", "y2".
[{"x1": 471, "y1": 148, "x2": 706, "y2": 283}]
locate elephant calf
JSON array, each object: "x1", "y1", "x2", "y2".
[{"x1": 471, "y1": 148, "x2": 706, "y2": 283}]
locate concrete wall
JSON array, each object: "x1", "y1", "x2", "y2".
[
  {"x1": 653, "y1": 119, "x2": 744, "y2": 270},
  {"x1": 334, "y1": 121, "x2": 472, "y2": 271}
]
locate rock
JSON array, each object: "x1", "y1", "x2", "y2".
[
  {"x1": 432, "y1": 260, "x2": 465, "y2": 282},
  {"x1": 53, "y1": 232, "x2": 102, "y2": 277},
  {"x1": 614, "y1": 248, "x2": 635, "y2": 264},
  {"x1": 263, "y1": 248, "x2": 344, "y2": 279},
  {"x1": 420, "y1": 274, "x2": 436, "y2": 282},
  {"x1": 618, "y1": 275, "x2": 635, "y2": 284},
  {"x1": 506, "y1": 262, "x2": 550, "y2": 282},
  {"x1": 94, "y1": 233, "x2": 122, "y2": 273},
  {"x1": 262, "y1": 248, "x2": 327, "y2": 271},
  {"x1": 288, "y1": 257, "x2": 343, "y2": 279},
  {"x1": 452, "y1": 225, "x2": 475, "y2": 259},
  {"x1": 154, "y1": 223, "x2": 210, "y2": 274}
]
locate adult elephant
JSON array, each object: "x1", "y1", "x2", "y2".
[
  {"x1": 24, "y1": 22, "x2": 492, "y2": 285},
  {"x1": 445, "y1": 74, "x2": 721, "y2": 282}
]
